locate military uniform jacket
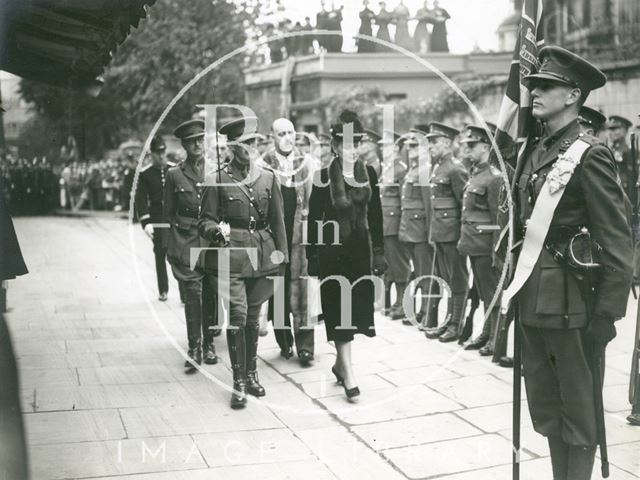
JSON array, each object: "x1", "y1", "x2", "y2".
[
  {"x1": 398, "y1": 160, "x2": 431, "y2": 243},
  {"x1": 135, "y1": 162, "x2": 175, "y2": 228},
  {"x1": 611, "y1": 139, "x2": 636, "y2": 202},
  {"x1": 381, "y1": 157, "x2": 408, "y2": 237},
  {"x1": 198, "y1": 161, "x2": 288, "y2": 278},
  {"x1": 513, "y1": 120, "x2": 633, "y2": 326},
  {"x1": 429, "y1": 152, "x2": 468, "y2": 243},
  {"x1": 163, "y1": 159, "x2": 208, "y2": 268},
  {"x1": 457, "y1": 162, "x2": 501, "y2": 257}
]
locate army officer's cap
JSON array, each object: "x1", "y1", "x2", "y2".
[
  {"x1": 607, "y1": 115, "x2": 632, "y2": 130},
  {"x1": 364, "y1": 128, "x2": 382, "y2": 143},
  {"x1": 459, "y1": 125, "x2": 492, "y2": 144},
  {"x1": 578, "y1": 106, "x2": 607, "y2": 132},
  {"x1": 425, "y1": 122, "x2": 460, "y2": 140},
  {"x1": 174, "y1": 119, "x2": 205, "y2": 140},
  {"x1": 219, "y1": 116, "x2": 260, "y2": 143},
  {"x1": 378, "y1": 130, "x2": 402, "y2": 145},
  {"x1": 523, "y1": 46, "x2": 606, "y2": 93}
]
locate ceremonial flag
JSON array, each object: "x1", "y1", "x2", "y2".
[{"x1": 494, "y1": 0, "x2": 545, "y2": 166}]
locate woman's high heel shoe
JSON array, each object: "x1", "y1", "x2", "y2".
[
  {"x1": 331, "y1": 366, "x2": 344, "y2": 385},
  {"x1": 343, "y1": 384, "x2": 360, "y2": 402}
]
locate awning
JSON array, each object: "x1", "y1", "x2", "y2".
[{"x1": 0, "y1": 0, "x2": 157, "y2": 91}]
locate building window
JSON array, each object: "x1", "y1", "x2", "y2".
[{"x1": 386, "y1": 93, "x2": 407, "y2": 101}]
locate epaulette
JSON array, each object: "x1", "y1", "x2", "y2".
[
  {"x1": 167, "y1": 161, "x2": 177, "y2": 167},
  {"x1": 140, "y1": 163, "x2": 152, "y2": 172}
]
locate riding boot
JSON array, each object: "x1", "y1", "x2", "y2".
[
  {"x1": 391, "y1": 282, "x2": 407, "y2": 320},
  {"x1": 492, "y1": 311, "x2": 511, "y2": 363},
  {"x1": 465, "y1": 312, "x2": 491, "y2": 350},
  {"x1": 383, "y1": 283, "x2": 392, "y2": 315},
  {"x1": 423, "y1": 294, "x2": 440, "y2": 329},
  {"x1": 184, "y1": 295, "x2": 202, "y2": 370},
  {"x1": 439, "y1": 293, "x2": 466, "y2": 342},
  {"x1": 227, "y1": 327, "x2": 247, "y2": 409},
  {"x1": 548, "y1": 436, "x2": 569, "y2": 480},
  {"x1": 566, "y1": 445, "x2": 596, "y2": 480},
  {"x1": 425, "y1": 294, "x2": 449, "y2": 339},
  {"x1": 245, "y1": 322, "x2": 266, "y2": 397}
]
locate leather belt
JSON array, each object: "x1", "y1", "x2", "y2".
[
  {"x1": 226, "y1": 218, "x2": 269, "y2": 230},
  {"x1": 177, "y1": 207, "x2": 198, "y2": 219}
]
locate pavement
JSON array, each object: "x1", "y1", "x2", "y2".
[{"x1": 5, "y1": 215, "x2": 640, "y2": 480}]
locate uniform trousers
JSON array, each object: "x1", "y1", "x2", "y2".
[
  {"x1": 214, "y1": 275, "x2": 275, "y2": 328},
  {"x1": 152, "y1": 231, "x2": 169, "y2": 295},
  {"x1": 268, "y1": 264, "x2": 315, "y2": 355},
  {"x1": 169, "y1": 263, "x2": 215, "y2": 345},
  {"x1": 384, "y1": 235, "x2": 411, "y2": 284},
  {"x1": 403, "y1": 241, "x2": 439, "y2": 310},
  {"x1": 435, "y1": 241, "x2": 469, "y2": 295},
  {"x1": 520, "y1": 324, "x2": 599, "y2": 447},
  {"x1": 469, "y1": 255, "x2": 501, "y2": 319}
]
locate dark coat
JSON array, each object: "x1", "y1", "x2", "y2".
[
  {"x1": 514, "y1": 120, "x2": 633, "y2": 327},
  {"x1": 306, "y1": 164, "x2": 384, "y2": 342},
  {"x1": 163, "y1": 159, "x2": 208, "y2": 268},
  {"x1": 135, "y1": 162, "x2": 175, "y2": 228},
  {"x1": 457, "y1": 162, "x2": 501, "y2": 257},
  {"x1": 429, "y1": 152, "x2": 468, "y2": 243},
  {"x1": 0, "y1": 179, "x2": 27, "y2": 281}
]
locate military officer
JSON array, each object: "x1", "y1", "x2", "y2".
[
  {"x1": 198, "y1": 116, "x2": 288, "y2": 409},
  {"x1": 378, "y1": 130, "x2": 411, "y2": 319},
  {"x1": 457, "y1": 125, "x2": 502, "y2": 355},
  {"x1": 397, "y1": 126, "x2": 439, "y2": 327},
  {"x1": 607, "y1": 115, "x2": 635, "y2": 201},
  {"x1": 510, "y1": 46, "x2": 633, "y2": 479},
  {"x1": 578, "y1": 106, "x2": 606, "y2": 137},
  {"x1": 164, "y1": 119, "x2": 218, "y2": 372},
  {"x1": 424, "y1": 122, "x2": 469, "y2": 343},
  {"x1": 136, "y1": 136, "x2": 175, "y2": 301}
]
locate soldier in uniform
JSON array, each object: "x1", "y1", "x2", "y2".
[
  {"x1": 457, "y1": 126, "x2": 502, "y2": 354},
  {"x1": 607, "y1": 115, "x2": 635, "y2": 201},
  {"x1": 424, "y1": 123, "x2": 469, "y2": 343},
  {"x1": 378, "y1": 130, "x2": 410, "y2": 318},
  {"x1": 136, "y1": 136, "x2": 174, "y2": 301},
  {"x1": 198, "y1": 116, "x2": 288, "y2": 409},
  {"x1": 578, "y1": 106, "x2": 606, "y2": 137},
  {"x1": 397, "y1": 126, "x2": 439, "y2": 327},
  {"x1": 164, "y1": 119, "x2": 218, "y2": 372},
  {"x1": 511, "y1": 46, "x2": 632, "y2": 479}
]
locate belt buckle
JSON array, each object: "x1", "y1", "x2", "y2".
[{"x1": 249, "y1": 216, "x2": 256, "y2": 231}]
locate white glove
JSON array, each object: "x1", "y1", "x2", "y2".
[{"x1": 144, "y1": 224, "x2": 154, "y2": 239}]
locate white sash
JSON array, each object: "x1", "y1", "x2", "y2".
[{"x1": 501, "y1": 138, "x2": 590, "y2": 313}]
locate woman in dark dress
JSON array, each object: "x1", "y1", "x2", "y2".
[
  {"x1": 430, "y1": 0, "x2": 450, "y2": 52},
  {"x1": 413, "y1": 0, "x2": 433, "y2": 54},
  {"x1": 393, "y1": 0, "x2": 412, "y2": 51},
  {"x1": 306, "y1": 111, "x2": 387, "y2": 402},
  {"x1": 357, "y1": 0, "x2": 376, "y2": 53},
  {"x1": 374, "y1": 1, "x2": 393, "y2": 52}
]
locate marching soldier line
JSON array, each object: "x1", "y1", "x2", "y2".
[{"x1": 133, "y1": 44, "x2": 640, "y2": 480}]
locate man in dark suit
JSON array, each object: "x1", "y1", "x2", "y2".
[
  {"x1": 136, "y1": 136, "x2": 175, "y2": 301},
  {"x1": 509, "y1": 46, "x2": 633, "y2": 479},
  {"x1": 262, "y1": 118, "x2": 315, "y2": 366}
]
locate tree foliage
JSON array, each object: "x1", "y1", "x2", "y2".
[{"x1": 19, "y1": 0, "x2": 263, "y2": 161}]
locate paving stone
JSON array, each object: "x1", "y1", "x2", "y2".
[
  {"x1": 428, "y1": 374, "x2": 514, "y2": 408},
  {"x1": 381, "y1": 433, "x2": 531, "y2": 478},
  {"x1": 296, "y1": 426, "x2": 407, "y2": 480},
  {"x1": 446, "y1": 358, "x2": 505, "y2": 377},
  {"x1": 604, "y1": 384, "x2": 633, "y2": 413},
  {"x1": 16, "y1": 353, "x2": 101, "y2": 369},
  {"x1": 193, "y1": 428, "x2": 314, "y2": 467},
  {"x1": 66, "y1": 337, "x2": 172, "y2": 354},
  {"x1": 317, "y1": 385, "x2": 462, "y2": 425},
  {"x1": 19, "y1": 367, "x2": 78, "y2": 388},
  {"x1": 378, "y1": 365, "x2": 460, "y2": 387},
  {"x1": 30, "y1": 436, "x2": 206, "y2": 480},
  {"x1": 286, "y1": 361, "x2": 390, "y2": 384},
  {"x1": 438, "y1": 457, "x2": 553, "y2": 480},
  {"x1": 353, "y1": 413, "x2": 482, "y2": 451},
  {"x1": 300, "y1": 374, "x2": 394, "y2": 399},
  {"x1": 24, "y1": 383, "x2": 193, "y2": 412},
  {"x1": 78, "y1": 365, "x2": 176, "y2": 385},
  {"x1": 24, "y1": 409, "x2": 126, "y2": 445},
  {"x1": 13, "y1": 340, "x2": 66, "y2": 355},
  {"x1": 456, "y1": 401, "x2": 532, "y2": 433},
  {"x1": 497, "y1": 426, "x2": 549, "y2": 457},
  {"x1": 608, "y1": 441, "x2": 640, "y2": 476}
]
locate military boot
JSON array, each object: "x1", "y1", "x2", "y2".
[
  {"x1": 184, "y1": 297, "x2": 203, "y2": 372},
  {"x1": 479, "y1": 309, "x2": 500, "y2": 356},
  {"x1": 383, "y1": 284, "x2": 393, "y2": 315},
  {"x1": 492, "y1": 311, "x2": 511, "y2": 363},
  {"x1": 566, "y1": 445, "x2": 596, "y2": 480},
  {"x1": 465, "y1": 312, "x2": 492, "y2": 350},
  {"x1": 245, "y1": 323, "x2": 266, "y2": 397},
  {"x1": 227, "y1": 327, "x2": 247, "y2": 409},
  {"x1": 203, "y1": 338, "x2": 218, "y2": 364},
  {"x1": 439, "y1": 294, "x2": 467, "y2": 343},
  {"x1": 548, "y1": 436, "x2": 569, "y2": 480},
  {"x1": 390, "y1": 282, "x2": 407, "y2": 319}
]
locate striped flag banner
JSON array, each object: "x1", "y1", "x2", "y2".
[{"x1": 494, "y1": 0, "x2": 545, "y2": 166}]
